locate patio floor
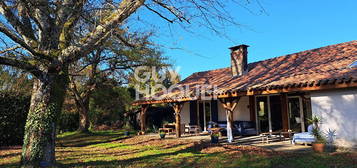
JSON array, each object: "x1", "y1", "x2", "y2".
[{"x1": 155, "y1": 133, "x2": 312, "y2": 153}]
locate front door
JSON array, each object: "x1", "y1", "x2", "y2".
[
  {"x1": 270, "y1": 96, "x2": 283, "y2": 131},
  {"x1": 256, "y1": 96, "x2": 269, "y2": 133},
  {"x1": 288, "y1": 97, "x2": 305, "y2": 132}
]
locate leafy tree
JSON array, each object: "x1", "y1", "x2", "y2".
[
  {"x1": 0, "y1": 0, "x2": 250, "y2": 166},
  {"x1": 0, "y1": 66, "x2": 32, "y2": 93},
  {"x1": 68, "y1": 31, "x2": 167, "y2": 132},
  {"x1": 89, "y1": 82, "x2": 133, "y2": 128}
]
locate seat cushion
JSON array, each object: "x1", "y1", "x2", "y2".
[
  {"x1": 240, "y1": 121, "x2": 254, "y2": 129},
  {"x1": 294, "y1": 132, "x2": 314, "y2": 139},
  {"x1": 244, "y1": 128, "x2": 257, "y2": 135},
  {"x1": 218, "y1": 124, "x2": 227, "y2": 128},
  {"x1": 293, "y1": 132, "x2": 316, "y2": 143}
]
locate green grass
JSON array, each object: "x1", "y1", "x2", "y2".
[{"x1": 0, "y1": 130, "x2": 356, "y2": 168}]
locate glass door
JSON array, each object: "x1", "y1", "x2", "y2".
[
  {"x1": 256, "y1": 96, "x2": 269, "y2": 133},
  {"x1": 198, "y1": 101, "x2": 211, "y2": 131},
  {"x1": 288, "y1": 97, "x2": 305, "y2": 132}
]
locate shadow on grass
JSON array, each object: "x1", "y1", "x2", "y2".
[
  {"x1": 57, "y1": 141, "x2": 207, "y2": 168},
  {"x1": 56, "y1": 131, "x2": 132, "y2": 147}
]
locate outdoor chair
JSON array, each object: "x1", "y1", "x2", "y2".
[
  {"x1": 292, "y1": 124, "x2": 315, "y2": 145},
  {"x1": 184, "y1": 124, "x2": 200, "y2": 135}
]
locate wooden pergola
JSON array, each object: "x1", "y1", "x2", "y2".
[{"x1": 135, "y1": 80, "x2": 357, "y2": 140}]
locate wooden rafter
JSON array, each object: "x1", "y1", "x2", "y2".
[{"x1": 132, "y1": 78, "x2": 357, "y2": 106}]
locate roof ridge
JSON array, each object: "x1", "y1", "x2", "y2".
[
  {"x1": 191, "y1": 40, "x2": 357, "y2": 75},
  {"x1": 191, "y1": 66, "x2": 230, "y2": 74},
  {"x1": 247, "y1": 40, "x2": 357, "y2": 66}
]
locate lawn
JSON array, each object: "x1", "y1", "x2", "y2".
[{"x1": 1, "y1": 130, "x2": 356, "y2": 168}]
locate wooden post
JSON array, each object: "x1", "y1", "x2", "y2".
[
  {"x1": 219, "y1": 97, "x2": 240, "y2": 143},
  {"x1": 173, "y1": 102, "x2": 184, "y2": 138},
  {"x1": 281, "y1": 94, "x2": 289, "y2": 132},
  {"x1": 140, "y1": 104, "x2": 149, "y2": 134},
  {"x1": 249, "y1": 96, "x2": 256, "y2": 121}
]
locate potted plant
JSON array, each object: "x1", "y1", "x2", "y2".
[
  {"x1": 309, "y1": 116, "x2": 326, "y2": 153},
  {"x1": 211, "y1": 131, "x2": 220, "y2": 144},
  {"x1": 159, "y1": 130, "x2": 166, "y2": 139}
]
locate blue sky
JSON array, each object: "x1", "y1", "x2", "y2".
[{"x1": 145, "y1": 0, "x2": 357, "y2": 79}]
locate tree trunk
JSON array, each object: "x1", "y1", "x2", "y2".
[
  {"x1": 140, "y1": 110, "x2": 146, "y2": 133},
  {"x1": 175, "y1": 112, "x2": 181, "y2": 138},
  {"x1": 21, "y1": 71, "x2": 68, "y2": 167},
  {"x1": 77, "y1": 96, "x2": 90, "y2": 132},
  {"x1": 226, "y1": 109, "x2": 234, "y2": 143},
  {"x1": 140, "y1": 105, "x2": 149, "y2": 134},
  {"x1": 173, "y1": 103, "x2": 183, "y2": 138}
]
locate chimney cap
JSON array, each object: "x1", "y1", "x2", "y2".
[{"x1": 229, "y1": 44, "x2": 249, "y2": 51}]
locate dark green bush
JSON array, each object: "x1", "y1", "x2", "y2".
[
  {"x1": 0, "y1": 91, "x2": 30, "y2": 146},
  {"x1": 57, "y1": 111, "x2": 79, "y2": 133}
]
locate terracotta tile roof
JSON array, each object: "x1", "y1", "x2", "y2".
[{"x1": 137, "y1": 40, "x2": 357, "y2": 103}]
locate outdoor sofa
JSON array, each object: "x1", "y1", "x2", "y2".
[{"x1": 208, "y1": 121, "x2": 257, "y2": 136}]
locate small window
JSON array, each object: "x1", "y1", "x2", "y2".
[{"x1": 349, "y1": 61, "x2": 357, "y2": 68}]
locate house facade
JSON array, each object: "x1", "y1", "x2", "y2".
[{"x1": 134, "y1": 40, "x2": 357, "y2": 147}]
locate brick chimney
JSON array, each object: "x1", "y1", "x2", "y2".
[{"x1": 229, "y1": 44, "x2": 249, "y2": 76}]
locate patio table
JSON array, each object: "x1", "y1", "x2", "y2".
[
  {"x1": 260, "y1": 131, "x2": 295, "y2": 143},
  {"x1": 159, "y1": 128, "x2": 174, "y2": 134},
  {"x1": 260, "y1": 132, "x2": 283, "y2": 143},
  {"x1": 184, "y1": 125, "x2": 200, "y2": 135}
]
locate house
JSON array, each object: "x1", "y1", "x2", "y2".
[{"x1": 134, "y1": 40, "x2": 357, "y2": 147}]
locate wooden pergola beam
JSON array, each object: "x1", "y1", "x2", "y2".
[
  {"x1": 133, "y1": 81, "x2": 357, "y2": 105},
  {"x1": 247, "y1": 81, "x2": 357, "y2": 95},
  {"x1": 172, "y1": 102, "x2": 184, "y2": 138}
]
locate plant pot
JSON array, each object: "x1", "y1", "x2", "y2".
[
  {"x1": 159, "y1": 133, "x2": 166, "y2": 139},
  {"x1": 312, "y1": 143, "x2": 325, "y2": 153},
  {"x1": 211, "y1": 136, "x2": 219, "y2": 144}
]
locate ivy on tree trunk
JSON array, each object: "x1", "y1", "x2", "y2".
[{"x1": 21, "y1": 70, "x2": 68, "y2": 167}]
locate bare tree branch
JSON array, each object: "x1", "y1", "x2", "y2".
[
  {"x1": 63, "y1": 0, "x2": 145, "y2": 64},
  {"x1": 144, "y1": 4, "x2": 174, "y2": 23},
  {"x1": 0, "y1": 56, "x2": 42, "y2": 77},
  {"x1": 0, "y1": 23, "x2": 53, "y2": 61},
  {"x1": 0, "y1": 45, "x2": 21, "y2": 55},
  {"x1": 0, "y1": 1, "x2": 37, "y2": 43},
  {"x1": 152, "y1": 0, "x2": 190, "y2": 23}
]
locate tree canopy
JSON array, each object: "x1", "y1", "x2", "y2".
[{"x1": 0, "y1": 0, "x2": 250, "y2": 167}]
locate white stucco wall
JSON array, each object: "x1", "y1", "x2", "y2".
[
  {"x1": 311, "y1": 89, "x2": 357, "y2": 148},
  {"x1": 181, "y1": 102, "x2": 190, "y2": 125},
  {"x1": 218, "y1": 96, "x2": 251, "y2": 121}
]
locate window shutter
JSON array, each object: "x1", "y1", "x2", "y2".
[
  {"x1": 211, "y1": 100, "x2": 218, "y2": 122},
  {"x1": 189, "y1": 101, "x2": 197, "y2": 125},
  {"x1": 199, "y1": 102, "x2": 204, "y2": 129}
]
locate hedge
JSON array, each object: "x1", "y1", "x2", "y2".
[{"x1": 0, "y1": 91, "x2": 30, "y2": 146}]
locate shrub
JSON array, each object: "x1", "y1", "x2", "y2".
[
  {"x1": 57, "y1": 111, "x2": 79, "y2": 133},
  {"x1": 0, "y1": 91, "x2": 30, "y2": 146}
]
